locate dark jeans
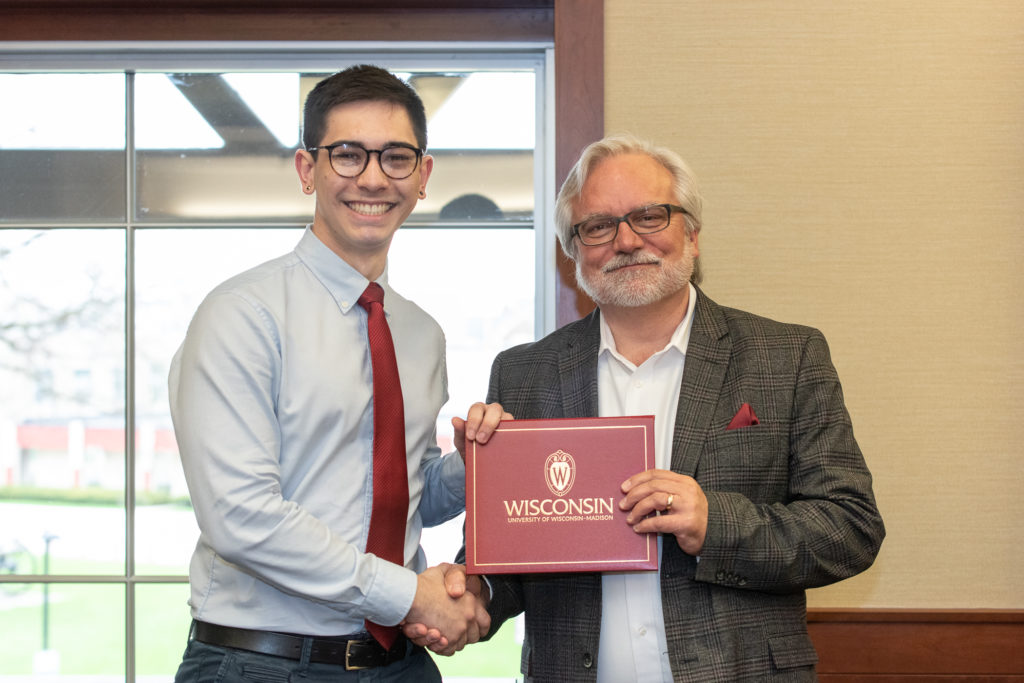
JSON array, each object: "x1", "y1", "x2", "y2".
[{"x1": 174, "y1": 637, "x2": 443, "y2": 683}]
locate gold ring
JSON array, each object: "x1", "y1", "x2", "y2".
[{"x1": 665, "y1": 494, "x2": 674, "y2": 511}]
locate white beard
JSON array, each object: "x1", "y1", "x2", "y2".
[{"x1": 576, "y1": 243, "x2": 695, "y2": 308}]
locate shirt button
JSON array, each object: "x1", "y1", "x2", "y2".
[
  {"x1": 582, "y1": 653, "x2": 593, "y2": 668},
  {"x1": 637, "y1": 626, "x2": 647, "y2": 636}
]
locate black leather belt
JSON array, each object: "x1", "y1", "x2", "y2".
[{"x1": 191, "y1": 620, "x2": 411, "y2": 671}]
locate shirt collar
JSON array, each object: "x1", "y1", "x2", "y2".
[
  {"x1": 294, "y1": 225, "x2": 390, "y2": 314},
  {"x1": 598, "y1": 282, "x2": 697, "y2": 366}
]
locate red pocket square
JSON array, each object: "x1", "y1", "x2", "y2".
[{"x1": 727, "y1": 403, "x2": 760, "y2": 430}]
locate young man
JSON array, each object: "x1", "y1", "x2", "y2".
[
  {"x1": 170, "y1": 65, "x2": 499, "y2": 682},
  {"x1": 414, "y1": 134, "x2": 885, "y2": 682}
]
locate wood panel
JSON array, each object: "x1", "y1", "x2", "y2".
[
  {"x1": 0, "y1": 2, "x2": 553, "y2": 42},
  {"x1": 553, "y1": 0, "x2": 601, "y2": 326},
  {"x1": 0, "y1": 0, "x2": 551, "y2": 6},
  {"x1": 809, "y1": 609, "x2": 1024, "y2": 681}
]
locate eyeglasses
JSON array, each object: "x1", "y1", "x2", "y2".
[
  {"x1": 571, "y1": 204, "x2": 689, "y2": 246},
  {"x1": 306, "y1": 141, "x2": 424, "y2": 180}
]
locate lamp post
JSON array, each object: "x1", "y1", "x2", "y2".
[
  {"x1": 42, "y1": 533, "x2": 57, "y2": 650},
  {"x1": 33, "y1": 533, "x2": 60, "y2": 676}
]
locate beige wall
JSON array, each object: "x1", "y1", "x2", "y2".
[{"x1": 604, "y1": 0, "x2": 1023, "y2": 608}]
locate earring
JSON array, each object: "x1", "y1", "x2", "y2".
[
  {"x1": 418, "y1": 189, "x2": 426, "y2": 199},
  {"x1": 305, "y1": 185, "x2": 312, "y2": 192}
]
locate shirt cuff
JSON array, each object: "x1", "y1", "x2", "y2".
[
  {"x1": 480, "y1": 574, "x2": 494, "y2": 602},
  {"x1": 362, "y1": 559, "x2": 418, "y2": 627}
]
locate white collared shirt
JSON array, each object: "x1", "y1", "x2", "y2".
[{"x1": 595, "y1": 283, "x2": 696, "y2": 683}]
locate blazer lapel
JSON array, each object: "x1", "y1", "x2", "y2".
[
  {"x1": 671, "y1": 289, "x2": 731, "y2": 476},
  {"x1": 558, "y1": 310, "x2": 601, "y2": 419}
]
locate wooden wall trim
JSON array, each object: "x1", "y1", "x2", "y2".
[
  {"x1": 808, "y1": 609, "x2": 1024, "y2": 680},
  {"x1": 810, "y1": 608, "x2": 1024, "y2": 624},
  {"x1": 0, "y1": 4, "x2": 553, "y2": 42},
  {"x1": 0, "y1": 0, "x2": 551, "y2": 6},
  {"x1": 553, "y1": 0, "x2": 601, "y2": 326}
]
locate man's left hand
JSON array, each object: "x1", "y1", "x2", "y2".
[
  {"x1": 620, "y1": 469, "x2": 708, "y2": 555},
  {"x1": 453, "y1": 402, "x2": 514, "y2": 461}
]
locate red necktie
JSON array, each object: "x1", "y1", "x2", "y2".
[{"x1": 358, "y1": 282, "x2": 409, "y2": 650}]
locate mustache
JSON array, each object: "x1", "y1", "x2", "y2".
[{"x1": 601, "y1": 252, "x2": 662, "y2": 273}]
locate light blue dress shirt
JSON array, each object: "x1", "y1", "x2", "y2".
[
  {"x1": 168, "y1": 226, "x2": 466, "y2": 635},
  {"x1": 595, "y1": 283, "x2": 696, "y2": 683}
]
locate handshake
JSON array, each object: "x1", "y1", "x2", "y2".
[{"x1": 401, "y1": 562, "x2": 490, "y2": 656}]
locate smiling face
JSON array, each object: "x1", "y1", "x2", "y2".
[
  {"x1": 573, "y1": 153, "x2": 698, "y2": 310},
  {"x1": 295, "y1": 99, "x2": 433, "y2": 279}
]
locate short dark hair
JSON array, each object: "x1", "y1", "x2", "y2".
[{"x1": 302, "y1": 64, "x2": 428, "y2": 151}]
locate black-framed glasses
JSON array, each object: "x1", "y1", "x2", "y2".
[
  {"x1": 306, "y1": 141, "x2": 424, "y2": 180},
  {"x1": 571, "y1": 203, "x2": 689, "y2": 246}
]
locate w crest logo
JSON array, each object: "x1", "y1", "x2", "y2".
[{"x1": 544, "y1": 450, "x2": 576, "y2": 497}]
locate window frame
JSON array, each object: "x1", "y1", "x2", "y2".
[
  {"x1": 0, "y1": 4, "x2": 604, "y2": 680},
  {"x1": 1, "y1": 45, "x2": 551, "y2": 681},
  {"x1": 0, "y1": 0, "x2": 604, "y2": 320}
]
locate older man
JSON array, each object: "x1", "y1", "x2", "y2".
[{"x1": 415, "y1": 134, "x2": 885, "y2": 682}]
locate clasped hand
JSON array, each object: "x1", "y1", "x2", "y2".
[
  {"x1": 399, "y1": 402, "x2": 507, "y2": 655},
  {"x1": 403, "y1": 563, "x2": 489, "y2": 656}
]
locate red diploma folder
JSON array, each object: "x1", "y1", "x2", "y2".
[{"x1": 465, "y1": 416, "x2": 658, "y2": 574}]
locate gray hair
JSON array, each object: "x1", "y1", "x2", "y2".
[{"x1": 555, "y1": 134, "x2": 704, "y2": 284}]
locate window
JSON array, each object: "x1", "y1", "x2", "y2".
[{"x1": 0, "y1": 43, "x2": 553, "y2": 682}]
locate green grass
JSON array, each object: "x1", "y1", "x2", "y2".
[
  {"x1": 0, "y1": 583, "x2": 126, "y2": 675},
  {"x1": 0, "y1": 487, "x2": 191, "y2": 508},
  {"x1": 434, "y1": 619, "x2": 522, "y2": 679}
]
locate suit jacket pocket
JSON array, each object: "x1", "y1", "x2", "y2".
[
  {"x1": 769, "y1": 632, "x2": 818, "y2": 671},
  {"x1": 697, "y1": 427, "x2": 790, "y2": 502}
]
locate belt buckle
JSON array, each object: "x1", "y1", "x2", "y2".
[{"x1": 344, "y1": 640, "x2": 367, "y2": 671}]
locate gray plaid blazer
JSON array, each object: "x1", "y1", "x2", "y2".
[{"x1": 481, "y1": 288, "x2": 885, "y2": 682}]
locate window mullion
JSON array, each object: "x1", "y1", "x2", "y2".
[{"x1": 124, "y1": 68, "x2": 138, "y2": 683}]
